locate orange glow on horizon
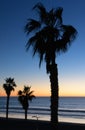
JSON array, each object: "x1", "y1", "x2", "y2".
[
  {"x1": 1, "y1": 88, "x2": 85, "y2": 97},
  {"x1": 0, "y1": 80, "x2": 85, "y2": 97}
]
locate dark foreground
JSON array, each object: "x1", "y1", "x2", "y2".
[{"x1": 0, "y1": 118, "x2": 85, "y2": 130}]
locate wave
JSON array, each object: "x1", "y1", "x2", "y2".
[
  {"x1": 1, "y1": 107, "x2": 85, "y2": 113},
  {"x1": 1, "y1": 107, "x2": 85, "y2": 116},
  {"x1": 59, "y1": 109, "x2": 85, "y2": 113}
]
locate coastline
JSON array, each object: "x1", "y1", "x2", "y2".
[{"x1": 0, "y1": 117, "x2": 85, "y2": 130}]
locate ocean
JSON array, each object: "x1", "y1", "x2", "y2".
[{"x1": 0, "y1": 96, "x2": 85, "y2": 124}]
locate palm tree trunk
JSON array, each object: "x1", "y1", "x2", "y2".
[
  {"x1": 49, "y1": 63, "x2": 59, "y2": 129},
  {"x1": 6, "y1": 95, "x2": 9, "y2": 119},
  {"x1": 25, "y1": 109, "x2": 27, "y2": 120}
]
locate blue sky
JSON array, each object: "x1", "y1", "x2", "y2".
[{"x1": 0, "y1": 0, "x2": 85, "y2": 96}]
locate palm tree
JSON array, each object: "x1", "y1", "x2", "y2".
[
  {"x1": 3, "y1": 77, "x2": 16, "y2": 119},
  {"x1": 24, "y1": 2, "x2": 77, "y2": 128},
  {"x1": 18, "y1": 86, "x2": 35, "y2": 120}
]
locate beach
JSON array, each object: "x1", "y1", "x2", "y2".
[
  {"x1": 0, "y1": 118, "x2": 85, "y2": 130},
  {"x1": 1, "y1": 97, "x2": 85, "y2": 129}
]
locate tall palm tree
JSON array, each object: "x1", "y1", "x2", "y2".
[
  {"x1": 3, "y1": 77, "x2": 16, "y2": 119},
  {"x1": 18, "y1": 86, "x2": 35, "y2": 120},
  {"x1": 24, "y1": 2, "x2": 77, "y2": 128}
]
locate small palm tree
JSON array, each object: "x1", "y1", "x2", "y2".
[
  {"x1": 3, "y1": 77, "x2": 16, "y2": 119},
  {"x1": 18, "y1": 86, "x2": 35, "y2": 120},
  {"x1": 24, "y1": 2, "x2": 77, "y2": 128}
]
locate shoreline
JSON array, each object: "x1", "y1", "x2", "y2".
[{"x1": 0, "y1": 117, "x2": 85, "y2": 130}]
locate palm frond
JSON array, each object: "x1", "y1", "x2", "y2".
[
  {"x1": 26, "y1": 34, "x2": 38, "y2": 51},
  {"x1": 55, "y1": 7, "x2": 63, "y2": 25},
  {"x1": 28, "y1": 90, "x2": 34, "y2": 96},
  {"x1": 3, "y1": 77, "x2": 16, "y2": 96},
  {"x1": 23, "y1": 86, "x2": 30, "y2": 94},
  {"x1": 29, "y1": 95, "x2": 35, "y2": 101},
  {"x1": 18, "y1": 86, "x2": 35, "y2": 110},
  {"x1": 33, "y1": 2, "x2": 47, "y2": 23},
  {"x1": 56, "y1": 25, "x2": 77, "y2": 53},
  {"x1": 24, "y1": 19, "x2": 41, "y2": 34},
  {"x1": 62, "y1": 25, "x2": 77, "y2": 42},
  {"x1": 26, "y1": 30, "x2": 46, "y2": 67},
  {"x1": 18, "y1": 90, "x2": 23, "y2": 96}
]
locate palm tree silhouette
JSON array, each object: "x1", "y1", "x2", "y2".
[
  {"x1": 3, "y1": 77, "x2": 16, "y2": 119},
  {"x1": 24, "y1": 2, "x2": 77, "y2": 128},
  {"x1": 18, "y1": 86, "x2": 35, "y2": 120}
]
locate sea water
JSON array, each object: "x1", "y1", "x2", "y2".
[{"x1": 0, "y1": 96, "x2": 85, "y2": 124}]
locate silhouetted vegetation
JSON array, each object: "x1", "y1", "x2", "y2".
[
  {"x1": 3, "y1": 77, "x2": 16, "y2": 119},
  {"x1": 25, "y1": 2, "x2": 77, "y2": 129},
  {"x1": 18, "y1": 86, "x2": 35, "y2": 120}
]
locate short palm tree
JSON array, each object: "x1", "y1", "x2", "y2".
[
  {"x1": 24, "y1": 2, "x2": 77, "y2": 128},
  {"x1": 18, "y1": 86, "x2": 35, "y2": 120},
  {"x1": 3, "y1": 77, "x2": 16, "y2": 119}
]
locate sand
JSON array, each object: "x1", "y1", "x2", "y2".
[{"x1": 0, "y1": 117, "x2": 85, "y2": 130}]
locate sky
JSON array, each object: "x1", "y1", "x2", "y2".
[{"x1": 0, "y1": 0, "x2": 85, "y2": 97}]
